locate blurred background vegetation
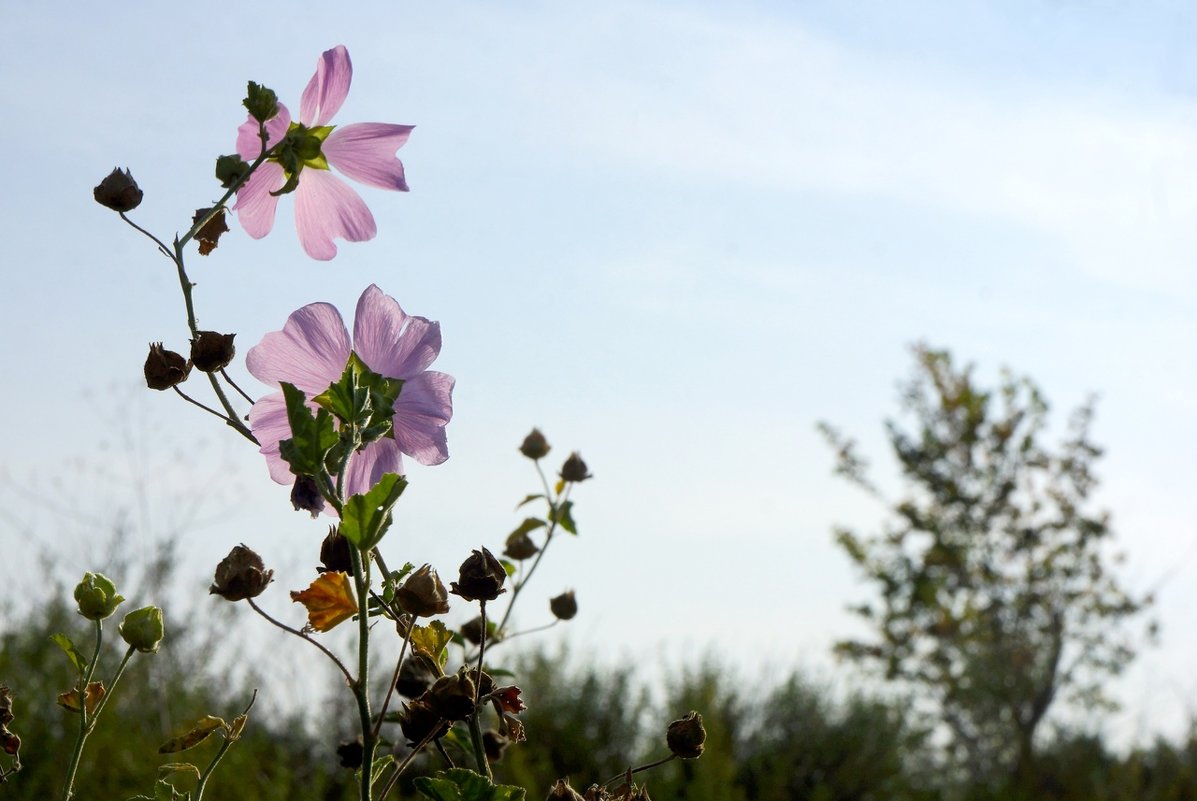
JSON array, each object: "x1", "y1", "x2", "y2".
[{"x1": 3, "y1": 349, "x2": 1192, "y2": 801}]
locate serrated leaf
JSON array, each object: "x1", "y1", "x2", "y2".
[
  {"x1": 414, "y1": 768, "x2": 526, "y2": 801},
  {"x1": 157, "y1": 763, "x2": 201, "y2": 781},
  {"x1": 278, "y1": 382, "x2": 338, "y2": 477},
  {"x1": 57, "y1": 681, "x2": 104, "y2": 714},
  {"x1": 50, "y1": 633, "x2": 88, "y2": 675},
  {"x1": 549, "y1": 501, "x2": 578, "y2": 535},
  {"x1": 411, "y1": 620, "x2": 453, "y2": 662},
  {"x1": 158, "y1": 716, "x2": 226, "y2": 753},
  {"x1": 340, "y1": 473, "x2": 408, "y2": 550},
  {"x1": 290, "y1": 572, "x2": 358, "y2": 632},
  {"x1": 368, "y1": 754, "x2": 395, "y2": 784},
  {"x1": 515, "y1": 494, "x2": 545, "y2": 510},
  {"x1": 153, "y1": 777, "x2": 187, "y2": 801}
]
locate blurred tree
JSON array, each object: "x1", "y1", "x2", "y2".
[{"x1": 820, "y1": 345, "x2": 1149, "y2": 792}]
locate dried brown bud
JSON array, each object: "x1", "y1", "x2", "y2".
[
  {"x1": 210, "y1": 544, "x2": 273, "y2": 601},
  {"x1": 0, "y1": 685, "x2": 12, "y2": 727},
  {"x1": 483, "y1": 730, "x2": 509, "y2": 763},
  {"x1": 666, "y1": 711, "x2": 706, "y2": 759},
  {"x1": 399, "y1": 697, "x2": 450, "y2": 747},
  {"x1": 0, "y1": 729, "x2": 20, "y2": 757},
  {"x1": 547, "y1": 779, "x2": 587, "y2": 801},
  {"x1": 336, "y1": 737, "x2": 363, "y2": 769},
  {"x1": 93, "y1": 168, "x2": 143, "y2": 212},
  {"x1": 460, "y1": 615, "x2": 485, "y2": 646},
  {"x1": 427, "y1": 668, "x2": 477, "y2": 722},
  {"x1": 144, "y1": 343, "x2": 191, "y2": 391},
  {"x1": 396, "y1": 658, "x2": 436, "y2": 698},
  {"x1": 189, "y1": 331, "x2": 236, "y2": 372},
  {"x1": 559, "y1": 452, "x2": 592, "y2": 483},
  {"x1": 395, "y1": 564, "x2": 450, "y2": 618},
  {"x1": 549, "y1": 590, "x2": 578, "y2": 621},
  {"x1": 450, "y1": 547, "x2": 507, "y2": 602},
  {"x1": 319, "y1": 527, "x2": 353, "y2": 575},
  {"x1": 519, "y1": 428, "x2": 550, "y2": 460},
  {"x1": 504, "y1": 531, "x2": 539, "y2": 561},
  {"x1": 583, "y1": 784, "x2": 610, "y2": 801}
]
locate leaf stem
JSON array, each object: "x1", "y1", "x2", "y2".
[{"x1": 246, "y1": 598, "x2": 354, "y2": 685}]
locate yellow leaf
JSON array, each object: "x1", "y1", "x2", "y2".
[
  {"x1": 158, "y1": 715, "x2": 227, "y2": 753},
  {"x1": 57, "y1": 681, "x2": 104, "y2": 715},
  {"x1": 410, "y1": 620, "x2": 452, "y2": 662},
  {"x1": 291, "y1": 572, "x2": 358, "y2": 632}
]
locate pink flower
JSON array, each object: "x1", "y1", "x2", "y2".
[
  {"x1": 246, "y1": 285, "x2": 454, "y2": 499},
  {"x1": 233, "y1": 45, "x2": 413, "y2": 260}
]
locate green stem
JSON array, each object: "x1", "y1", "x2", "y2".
[
  {"x1": 87, "y1": 645, "x2": 135, "y2": 730},
  {"x1": 246, "y1": 598, "x2": 354, "y2": 685},
  {"x1": 468, "y1": 601, "x2": 493, "y2": 782},
  {"x1": 349, "y1": 546, "x2": 376, "y2": 801},
  {"x1": 59, "y1": 619, "x2": 103, "y2": 801},
  {"x1": 193, "y1": 693, "x2": 257, "y2": 801},
  {"x1": 494, "y1": 477, "x2": 573, "y2": 636},
  {"x1": 372, "y1": 622, "x2": 415, "y2": 741},
  {"x1": 602, "y1": 755, "x2": 677, "y2": 788}
]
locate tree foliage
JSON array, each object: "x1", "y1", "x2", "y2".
[{"x1": 820, "y1": 344, "x2": 1148, "y2": 788}]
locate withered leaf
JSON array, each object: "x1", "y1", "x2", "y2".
[{"x1": 291, "y1": 571, "x2": 358, "y2": 632}]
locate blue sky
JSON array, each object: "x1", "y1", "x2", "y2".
[{"x1": 4, "y1": 1, "x2": 1197, "y2": 743}]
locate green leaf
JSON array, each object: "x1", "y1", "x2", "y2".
[
  {"x1": 368, "y1": 754, "x2": 395, "y2": 784},
  {"x1": 515, "y1": 494, "x2": 545, "y2": 510},
  {"x1": 157, "y1": 763, "x2": 201, "y2": 782},
  {"x1": 550, "y1": 501, "x2": 578, "y2": 535},
  {"x1": 340, "y1": 473, "x2": 408, "y2": 550},
  {"x1": 277, "y1": 382, "x2": 338, "y2": 477},
  {"x1": 311, "y1": 352, "x2": 404, "y2": 446},
  {"x1": 411, "y1": 621, "x2": 453, "y2": 663},
  {"x1": 414, "y1": 769, "x2": 526, "y2": 801},
  {"x1": 153, "y1": 777, "x2": 188, "y2": 801},
  {"x1": 508, "y1": 518, "x2": 546, "y2": 539},
  {"x1": 499, "y1": 559, "x2": 517, "y2": 577},
  {"x1": 158, "y1": 716, "x2": 227, "y2": 753},
  {"x1": 50, "y1": 633, "x2": 87, "y2": 675}
]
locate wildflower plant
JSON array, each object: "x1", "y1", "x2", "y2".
[{"x1": 12, "y1": 44, "x2": 705, "y2": 801}]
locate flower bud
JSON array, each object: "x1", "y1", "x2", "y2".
[
  {"x1": 519, "y1": 428, "x2": 550, "y2": 460},
  {"x1": 398, "y1": 697, "x2": 449, "y2": 747},
  {"x1": 547, "y1": 779, "x2": 586, "y2": 801},
  {"x1": 460, "y1": 615, "x2": 485, "y2": 646},
  {"x1": 665, "y1": 711, "x2": 706, "y2": 759},
  {"x1": 549, "y1": 590, "x2": 578, "y2": 621},
  {"x1": 336, "y1": 737, "x2": 363, "y2": 769},
  {"x1": 450, "y1": 547, "x2": 507, "y2": 602},
  {"x1": 93, "y1": 168, "x2": 142, "y2": 212},
  {"x1": 73, "y1": 573, "x2": 124, "y2": 620},
  {"x1": 0, "y1": 730, "x2": 19, "y2": 757},
  {"x1": 483, "y1": 730, "x2": 509, "y2": 763},
  {"x1": 319, "y1": 527, "x2": 353, "y2": 575},
  {"x1": 189, "y1": 331, "x2": 236, "y2": 372},
  {"x1": 395, "y1": 564, "x2": 450, "y2": 618},
  {"x1": 215, "y1": 154, "x2": 250, "y2": 189},
  {"x1": 119, "y1": 606, "x2": 165, "y2": 654},
  {"x1": 291, "y1": 475, "x2": 325, "y2": 518},
  {"x1": 396, "y1": 658, "x2": 436, "y2": 698},
  {"x1": 210, "y1": 544, "x2": 273, "y2": 602},
  {"x1": 427, "y1": 668, "x2": 477, "y2": 722},
  {"x1": 144, "y1": 343, "x2": 191, "y2": 391},
  {"x1": 503, "y1": 531, "x2": 539, "y2": 561},
  {"x1": 559, "y1": 452, "x2": 592, "y2": 483}
]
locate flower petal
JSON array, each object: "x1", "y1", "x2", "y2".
[
  {"x1": 293, "y1": 170, "x2": 377, "y2": 260},
  {"x1": 324, "y1": 123, "x2": 414, "y2": 191},
  {"x1": 300, "y1": 45, "x2": 352, "y2": 127},
  {"x1": 246, "y1": 301, "x2": 351, "y2": 392},
  {"x1": 232, "y1": 162, "x2": 287, "y2": 239},
  {"x1": 246, "y1": 393, "x2": 298, "y2": 486},
  {"x1": 392, "y1": 371, "x2": 455, "y2": 466},
  {"x1": 352, "y1": 285, "x2": 444, "y2": 379},
  {"x1": 236, "y1": 104, "x2": 292, "y2": 160},
  {"x1": 344, "y1": 438, "x2": 403, "y2": 497}
]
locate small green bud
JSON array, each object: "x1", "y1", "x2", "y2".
[
  {"x1": 73, "y1": 573, "x2": 124, "y2": 621},
  {"x1": 243, "y1": 81, "x2": 279, "y2": 124},
  {"x1": 214, "y1": 154, "x2": 250, "y2": 189},
  {"x1": 119, "y1": 606, "x2": 164, "y2": 654}
]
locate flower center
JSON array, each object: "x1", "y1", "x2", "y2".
[{"x1": 274, "y1": 122, "x2": 335, "y2": 177}]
